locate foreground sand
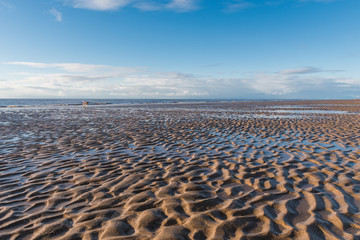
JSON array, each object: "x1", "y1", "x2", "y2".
[{"x1": 0, "y1": 100, "x2": 360, "y2": 240}]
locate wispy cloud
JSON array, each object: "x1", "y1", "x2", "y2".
[
  {"x1": 2, "y1": 62, "x2": 358, "y2": 99},
  {"x1": 0, "y1": 0, "x2": 15, "y2": 10},
  {"x1": 334, "y1": 79, "x2": 360, "y2": 87},
  {"x1": 132, "y1": 1, "x2": 162, "y2": 11},
  {"x1": 222, "y1": 0, "x2": 338, "y2": 12},
  {"x1": 63, "y1": 0, "x2": 198, "y2": 12},
  {"x1": 68, "y1": 0, "x2": 132, "y2": 11},
  {"x1": 299, "y1": 0, "x2": 334, "y2": 2},
  {"x1": 166, "y1": 0, "x2": 199, "y2": 12},
  {"x1": 49, "y1": 8, "x2": 63, "y2": 22},
  {"x1": 59, "y1": 0, "x2": 338, "y2": 12},
  {"x1": 223, "y1": 1, "x2": 254, "y2": 12},
  {"x1": 278, "y1": 67, "x2": 343, "y2": 75},
  {"x1": 6, "y1": 62, "x2": 139, "y2": 73},
  {"x1": 278, "y1": 67, "x2": 322, "y2": 75}
]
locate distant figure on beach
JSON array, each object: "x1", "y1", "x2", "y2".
[{"x1": 82, "y1": 101, "x2": 88, "y2": 106}]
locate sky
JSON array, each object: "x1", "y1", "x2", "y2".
[{"x1": 0, "y1": 0, "x2": 359, "y2": 99}]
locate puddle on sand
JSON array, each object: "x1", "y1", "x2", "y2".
[
  {"x1": 270, "y1": 110, "x2": 354, "y2": 114},
  {"x1": 202, "y1": 113, "x2": 301, "y2": 120},
  {"x1": 266, "y1": 105, "x2": 314, "y2": 109}
]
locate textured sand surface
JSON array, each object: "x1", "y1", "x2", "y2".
[{"x1": 0, "y1": 100, "x2": 360, "y2": 240}]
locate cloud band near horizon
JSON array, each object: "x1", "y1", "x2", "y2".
[{"x1": 2, "y1": 61, "x2": 359, "y2": 99}]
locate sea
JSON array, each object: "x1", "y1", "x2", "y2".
[{"x1": 0, "y1": 99, "x2": 255, "y2": 108}]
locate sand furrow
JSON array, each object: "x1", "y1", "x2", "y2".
[{"x1": 0, "y1": 100, "x2": 360, "y2": 239}]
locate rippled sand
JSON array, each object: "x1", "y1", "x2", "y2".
[{"x1": 0, "y1": 100, "x2": 360, "y2": 240}]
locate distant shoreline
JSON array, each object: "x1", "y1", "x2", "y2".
[{"x1": 0, "y1": 98, "x2": 359, "y2": 108}]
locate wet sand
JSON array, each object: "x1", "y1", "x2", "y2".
[{"x1": 0, "y1": 100, "x2": 359, "y2": 240}]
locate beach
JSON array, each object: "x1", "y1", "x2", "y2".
[{"x1": 0, "y1": 100, "x2": 359, "y2": 239}]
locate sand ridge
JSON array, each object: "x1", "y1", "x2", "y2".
[{"x1": 0, "y1": 100, "x2": 360, "y2": 239}]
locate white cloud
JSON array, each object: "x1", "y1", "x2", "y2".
[
  {"x1": 2, "y1": 62, "x2": 212, "y2": 98},
  {"x1": 2, "y1": 62, "x2": 359, "y2": 99},
  {"x1": 69, "y1": 0, "x2": 133, "y2": 10},
  {"x1": 63, "y1": 0, "x2": 198, "y2": 12},
  {"x1": 49, "y1": 8, "x2": 63, "y2": 22},
  {"x1": 6, "y1": 62, "x2": 138, "y2": 74},
  {"x1": 57, "y1": 0, "x2": 339, "y2": 13},
  {"x1": 334, "y1": 79, "x2": 360, "y2": 87},
  {"x1": 240, "y1": 67, "x2": 348, "y2": 96},
  {"x1": 242, "y1": 73, "x2": 295, "y2": 95},
  {"x1": 56, "y1": 0, "x2": 339, "y2": 13}
]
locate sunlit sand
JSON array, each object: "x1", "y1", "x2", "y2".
[{"x1": 0, "y1": 100, "x2": 359, "y2": 239}]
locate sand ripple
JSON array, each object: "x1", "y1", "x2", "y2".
[{"x1": 0, "y1": 100, "x2": 360, "y2": 239}]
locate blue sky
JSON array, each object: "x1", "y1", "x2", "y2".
[{"x1": 0, "y1": 0, "x2": 359, "y2": 99}]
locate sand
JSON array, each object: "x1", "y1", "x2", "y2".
[{"x1": 0, "y1": 100, "x2": 359, "y2": 240}]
